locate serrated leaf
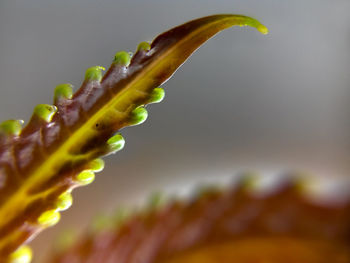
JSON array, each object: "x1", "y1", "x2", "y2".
[
  {"x1": 0, "y1": 14, "x2": 267, "y2": 258},
  {"x1": 49, "y1": 175, "x2": 350, "y2": 263}
]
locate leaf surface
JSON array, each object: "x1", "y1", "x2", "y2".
[{"x1": 0, "y1": 14, "x2": 267, "y2": 258}]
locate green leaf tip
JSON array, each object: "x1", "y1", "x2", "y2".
[
  {"x1": 113, "y1": 51, "x2": 131, "y2": 66},
  {"x1": 56, "y1": 192, "x2": 73, "y2": 211},
  {"x1": 0, "y1": 120, "x2": 24, "y2": 136},
  {"x1": 148, "y1": 88, "x2": 165, "y2": 104},
  {"x1": 231, "y1": 14, "x2": 268, "y2": 35},
  {"x1": 76, "y1": 170, "x2": 95, "y2": 185},
  {"x1": 129, "y1": 106, "x2": 148, "y2": 126},
  {"x1": 85, "y1": 66, "x2": 105, "y2": 82},
  {"x1": 137, "y1": 41, "x2": 151, "y2": 52},
  {"x1": 38, "y1": 210, "x2": 61, "y2": 227},
  {"x1": 8, "y1": 245, "x2": 32, "y2": 263},
  {"x1": 257, "y1": 24, "x2": 268, "y2": 35},
  {"x1": 54, "y1": 84, "x2": 73, "y2": 101},
  {"x1": 33, "y1": 104, "x2": 57, "y2": 122},
  {"x1": 107, "y1": 133, "x2": 125, "y2": 153}
]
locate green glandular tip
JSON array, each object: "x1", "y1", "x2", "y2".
[
  {"x1": 0, "y1": 120, "x2": 23, "y2": 136},
  {"x1": 85, "y1": 66, "x2": 105, "y2": 82},
  {"x1": 129, "y1": 107, "x2": 148, "y2": 126},
  {"x1": 33, "y1": 104, "x2": 57, "y2": 122}
]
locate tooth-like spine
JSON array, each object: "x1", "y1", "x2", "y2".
[
  {"x1": 113, "y1": 51, "x2": 131, "y2": 66},
  {"x1": 8, "y1": 245, "x2": 32, "y2": 263},
  {"x1": 37, "y1": 210, "x2": 60, "y2": 227},
  {"x1": 107, "y1": 133, "x2": 125, "y2": 153},
  {"x1": 33, "y1": 104, "x2": 57, "y2": 122},
  {"x1": 129, "y1": 106, "x2": 148, "y2": 126},
  {"x1": 113, "y1": 207, "x2": 131, "y2": 228},
  {"x1": 87, "y1": 158, "x2": 105, "y2": 173},
  {"x1": 75, "y1": 170, "x2": 95, "y2": 185},
  {"x1": 54, "y1": 84, "x2": 73, "y2": 102},
  {"x1": 236, "y1": 171, "x2": 260, "y2": 190},
  {"x1": 85, "y1": 66, "x2": 105, "y2": 82},
  {"x1": 137, "y1": 41, "x2": 151, "y2": 52},
  {"x1": 147, "y1": 88, "x2": 165, "y2": 104},
  {"x1": 56, "y1": 191, "x2": 73, "y2": 211},
  {"x1": 147, "y1": 191, "x2": 166, "y2": 210},
  {"x1": 195, "y1": 184, "x2": 222, "y2": 198},
  {"x1": 0, "y1": 120, "x2": 24, "y2": 136}
]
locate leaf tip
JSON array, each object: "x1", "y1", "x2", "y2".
[{"x1": 257, "y1": 24, "x2": 268, "y2": 35}]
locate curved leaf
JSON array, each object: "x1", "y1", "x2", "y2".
[{"x1": 0, "y1": 14, "x2": 267, "y2": 258}]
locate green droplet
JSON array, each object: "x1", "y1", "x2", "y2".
[
  {"x1": 54, "y1": 84, "x2": 73, "y2": 100},
  {"x1": 113, "y1": 51, "x2": 131, "y2": 66},
  {"x1": 137, "y1": 41, "x2": 151, "y2": 52},
  {"x1": 88, "y1": 158, "x2": 105, "y2": 173},
  {"x1": 85, "y1": 66, "x2": 105, "y2": 82},
  {"x1": 0, "y1": 120, "x2": 23, "y2": 136},
  {"x1": 129, "y1": 106, "x2": 148, "y2": 126},
  {"x1": 9, "y1": 245, "x2": 32, "y2": 263},
  {"x1": 38, "y1": 210, "x2": 60, "y2": 227},
  {"x1": 56, "y1": 191, "x2": 73, "y2": 211},
  {"x1": 33, "y1": 104, "x2": 57, "y2": 122},
  {"x1": 76, "y1": 170, "x2": 95, "y2": 185},
  {"x1": 148, "y1": 87, "x2": 165, "y2": 104},
  {"x1": 107, "y1": 133, "x2": 125, "y2": 153}
]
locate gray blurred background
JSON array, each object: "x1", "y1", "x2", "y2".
[{"x1": 0, "y1": 0, "x2": 349, "y2": 261}]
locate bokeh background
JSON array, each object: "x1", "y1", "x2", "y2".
[{"x1": 0, "y1": 0, "x2": 349, "y2": 261}]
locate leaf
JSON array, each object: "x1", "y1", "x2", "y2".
[
  {"x1": 0, "y1": 14, "x2": 267, "y2": 259},
  {"x1": 49, "y1": 175, "x2": 350, "y2": 262}
]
